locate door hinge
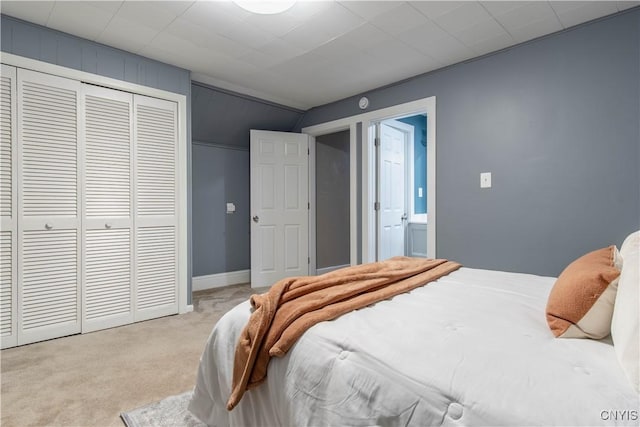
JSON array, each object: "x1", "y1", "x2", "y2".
[
  {"x1": 308, "y1": 257, "x2": 310, "y2": 264},
  {"x1": 374, "y1": 137, "x2": 380, "y2": 147},
  {"x1": 374, "y1": 201, "x2": 380, "y2": 211},
  {"x1": 308, "y1": 202, "x2": 310, "y2": 210}
]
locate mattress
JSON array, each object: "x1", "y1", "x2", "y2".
[{"x1": 189, "y1": 267, "x2": 639, "y2": 426}]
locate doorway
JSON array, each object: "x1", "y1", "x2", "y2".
[
  {"x1": 301, "y1": 95, "x2": 436, "y2": 266},
  {"x1": 375, "y1": 115, "x2": 427, "y2": 260},
  {"x1": 315, "y1": 130, "x2": 351, "y2": 274}
]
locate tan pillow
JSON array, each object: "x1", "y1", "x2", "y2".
[{"x1": 546, "y1": 246, "x2": 621, "y2": 339}]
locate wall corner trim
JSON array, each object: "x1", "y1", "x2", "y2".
[{"x1": 192, "y1": 270, "x2": 251, "y2": 291}]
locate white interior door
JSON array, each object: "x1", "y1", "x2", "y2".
[
  {"x1": 1, "y1": 64, "x2": 17, "y2": 349},
  {"x1": 250, "y1": 130, "x2": 309, "y2": 288},
  {"x1": 133, "y1": 95, "x2": 179, "y2": 321},
  {"x1": 81, "y1": 84, "x2": 134, "y2": 332},
  {"x1": 17, "y1": 69, "x2": 82, "y2": 345},
  {"x1": 378, "y1": 123, "x2": 406, "y2": 260}
]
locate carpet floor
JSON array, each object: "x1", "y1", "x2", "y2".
[{"x1": 1, "y1": 283, "x2": 258, "y2": 427}]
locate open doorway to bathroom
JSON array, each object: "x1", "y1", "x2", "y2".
[{"x1": 374, "y1": 114, "x2": 428, "y2": 260}]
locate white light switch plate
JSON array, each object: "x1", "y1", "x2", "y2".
[
  {"x1": 226, "y1": 202, "x2": 236, "y2": 213},
  {"x1": 480, "y1": 172, "x2": 492, "y2": 189}
]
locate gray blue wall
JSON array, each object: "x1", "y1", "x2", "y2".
[
  {"x1": 1, "y1": 14, "x2": 195, "y2": 300},
  {"x1": 300, "y1": 9, "x2": 640, "y2": 277},
  {"x1": 316, "y1": 130, "x2": 350, "y2": 269},
  {"x1": 192, "y1": 143, "x2": 249, "y2": 276},
  {"x1": 1, "y1": 15, "x2": 191, "y2": 95},
  {"x1": 191, "y1": 82, "x2": 303, "y2": 276},
  {"x1": 191, "y1": 81, "x2": 303, "y2": 149}
]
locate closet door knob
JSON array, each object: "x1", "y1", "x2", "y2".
[
  {"x1": 45, "y1": 223, "x2": 53, "y2": 230},
  {"x1": 105, "y1": 223, "x2": 112, "y2": 229},
  {"x1": 252, "y1": 216, "x2": 259, "y2": 223}
]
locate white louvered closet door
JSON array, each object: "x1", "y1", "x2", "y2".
[
  {"x1": 133, "y1": 95, "x2": 178, "y2": 322},
  {"x1": 1, "y1": 65, "x2": 18, "y2": 349},
  {"x1": 81, "y1": 85, "x2": 134, "y2": 332},
  {"x1": 17, "y1": 69, "x2": 81, "y2": 345}
]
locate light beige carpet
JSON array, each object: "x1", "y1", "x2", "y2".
[{"x1": 1, "y1": 283, "x2": 259, "y2": 427}]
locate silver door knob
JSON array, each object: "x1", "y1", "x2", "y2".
[
  {"x1": 45, "y1": 223, "x2": 53, "y2": 230},
  {"x1": 252, "y1": 216, "x2": 259, "y2": 223},
  {"x1": 105, "y1": 223, "x2": 112, "y2": 229},
  {"x1": 401, "y1": 213, "x2": 408, "y2": 221}
]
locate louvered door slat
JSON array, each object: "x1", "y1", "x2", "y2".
[
  {"x1": 135, "y1": 101, "x2": 176, "y2": 217},
  {"x1": 82, "y1": 85, "x2": 134, "y2": 333},
  {"x1": 85, "y1": 229, "x2": 131, "y2": 323},
  {"x1": 1, "y1": 72, "x2": 13, "y2": 217},
  {"x1": 136, "y1": 226, "x2": 176, "y2": 312},
  {"x1": 21, "y1": 230, "x2": 78, "y2": 332},
  {"x1": 20, "y1": 72, "x2": 78, "y2": 218},
  {"x1": 85, "y1": 93, "x2": 131, "y2": 218},
  {"x1": 0, "y1": 232, "x2": 13, "y2": 341}
]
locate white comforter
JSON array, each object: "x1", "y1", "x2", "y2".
[{"x1": 189, "y1": 267, "x2": 639, "y2": 426}]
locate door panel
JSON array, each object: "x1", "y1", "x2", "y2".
[
  {"x1": 1, "y1": 64, "x2": 17, "y2": 349},
  {"x1": 85, "y1": 229, "x2": 131, "y2": 322},
  {"x1": 17, "y1": 69, "x2": 81, "y2": 345},
  {"x1": 136, "y1": 225, "x2": 176, "y2": 312},
  {"x1": 378, "y1": 123, "x2": 405, "y2": 260},
  {"x1": 81, "y1": 84, "x2": 134, "y2": 332},
  {"x1": 21, "y1": 229, "x2": 79, "y2": 343},
  {"x1": 250, "y1": 130, "x2": 309, "y2": 288},
  {"x1": 133, "y1": 95, "x2": 178, "y2": 321}
]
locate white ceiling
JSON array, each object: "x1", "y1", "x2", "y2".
[{"x1": 2, "y1": 1, "x2": 638, "y2": 109}]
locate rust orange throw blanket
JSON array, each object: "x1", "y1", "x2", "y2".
[{"x1": 226, "y1": 256, "x2": 461, "y2": 410}]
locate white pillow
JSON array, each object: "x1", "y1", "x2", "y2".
[{"x1": 611, "y1": 230, "x2": 640, "y2": 393}]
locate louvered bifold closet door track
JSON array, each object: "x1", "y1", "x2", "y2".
[
  {"x1": 17, "y1": 69, "x2": 81, "y2": 345},
  {"x1": 82, "y1": 85, "x2": 134, "y2": 332},
  {"x1": 134, "y1": 95, "x2": 178, "y2": 322},
  {"x1": 1, "y1": 65, "x2": 18, "y2": 349}
]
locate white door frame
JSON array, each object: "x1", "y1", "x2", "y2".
[{"x1": 302, "y1": 96, "x2": 436, "y2": 265}]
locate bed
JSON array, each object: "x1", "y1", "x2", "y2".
[{"x1": 189, "y1": 234, "x2": 639, "y2": 426}]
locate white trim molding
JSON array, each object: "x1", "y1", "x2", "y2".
[{"x1": 192, "y1": 270, "x2": 251, "y2": 292}]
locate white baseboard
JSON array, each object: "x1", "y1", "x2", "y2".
[
  {"x1": 180, "y1": 304, "x2": 194, "y2": 314},
  {"x1": 316, "y1": 264, "x2": 350, "y2": 275},
  {"x1": 192, "y1": 269, "x2": 250, "y2": 292}
]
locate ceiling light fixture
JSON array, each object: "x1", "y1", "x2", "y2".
[{"x1": 233, "y1": 0, "x2": 296, "y2": 15}]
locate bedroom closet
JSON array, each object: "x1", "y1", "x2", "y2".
[{"x1": 1, "y1": 64, "x2": 179, "y2": 349}]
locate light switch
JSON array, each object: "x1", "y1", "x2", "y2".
[
  {"x1": 226, "y1": 202, "x2": 236, "y2": 214},
  {"x1": 418, "y1": 187, "x2": 423, "y2": 197},
  {"x1": 480, "y1": 172, "x2": 492, "y2": 189}
]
